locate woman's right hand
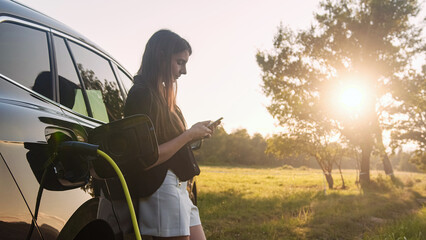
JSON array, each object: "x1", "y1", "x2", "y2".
[{"x1": 186, "y1": 121, "x2": 212, "y2": 141}]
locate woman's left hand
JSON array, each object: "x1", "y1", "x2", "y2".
[{"x1": 186, "y1": 121, "x2": 212, "y2": 141}]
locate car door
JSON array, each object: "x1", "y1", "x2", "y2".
[{"x1": 0, "y1": 19, "x2": 98, "y2": 239}]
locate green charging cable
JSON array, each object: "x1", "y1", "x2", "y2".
[{"x1": 97, "y1": 149, "x2": 142, "y2": 240}]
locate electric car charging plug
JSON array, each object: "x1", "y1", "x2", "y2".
[
  {"x1": 58, "y1": 141, "x2": 99, "y2": 156},
  {"x1": 58, "y1": 141, "x2": 142, "y2": 240},
  {"x1": 27, "y1": 133, "x2": 141, "y2": 239}
]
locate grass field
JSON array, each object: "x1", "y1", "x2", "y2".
[{"x1": 195, "y1": 166, "x2": 426, "y2": 240}]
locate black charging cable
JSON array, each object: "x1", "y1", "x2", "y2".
[
  {"x1": 25, "y1": 141, "x2": 96, "y2": 240},
  {"x1": 26, "y1": 153, "x2": 56, "y2": 240}
]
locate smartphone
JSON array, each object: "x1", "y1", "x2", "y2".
[{"x1": 207, "y1": 117, "x2": 223, "y2": 130}]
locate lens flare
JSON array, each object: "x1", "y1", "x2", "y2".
[{"x1": 339, "y1": 86, "x2": 364, "y2": 109}]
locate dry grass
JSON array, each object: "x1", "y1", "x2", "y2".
[{"x1": 196, "y1": 166, "x2": 426, "y2": 240}]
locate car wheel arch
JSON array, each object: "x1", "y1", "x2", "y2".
[{"x1": 56, "y1": 197, "x2": 117, "y2": 240}]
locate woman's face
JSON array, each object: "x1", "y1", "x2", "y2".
[{"x1": 171, "y1": 50, "x2": 190, "y2": 81}]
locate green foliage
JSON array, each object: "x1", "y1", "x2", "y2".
[
  {"x1": 194, "y1": 127, "x2": 354, "y2": 169},
  {"x1": 390, "y1": 150, "x2": 423, "y2": 172},
  {"x1": 389, "y1": 64, "x2": 426, "y2": 172},
  {"x1": 193, "y1": 127, "x2": 276, "y2": 166},
  {"x1": 410, "y1": 151, "x2": 426, "y2": 172}
]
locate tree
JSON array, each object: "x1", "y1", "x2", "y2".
[
  {"x1": 390, "y1": 64, "x2": 426, "y2": 172},
  {"x1": 193, "y1": 126, "x2": 230, "y2": 164},
  {"x1": 267, "y1": 133, "x2": 349, "y2": 189},
  {"x1": 194, "y1": 127, "x2": 275, "y2": 166},
  {"x1": 257, "y1": 0, "x2": 425, "y2": 185}
]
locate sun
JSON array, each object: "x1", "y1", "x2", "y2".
[
  {"x1": 339, "y1": 86, "x2": 364, "y2": 109},
  {"x1": 333, "y1": 79, "x2": 372, "y2": 115},
  {"x1": 328, "y1": 78, "x2": 377, "y2": 121}
]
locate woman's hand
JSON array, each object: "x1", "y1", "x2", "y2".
[
  {"x1": 151, "y1": 121, "x2": 212, "y2": 169},
  {"x1": 186, "y1": 121, "x2": 212, "y2": 141}
]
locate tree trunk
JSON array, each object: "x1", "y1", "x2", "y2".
[
  {"x1": 382, "y1": 153, "x2": 394, "y2": 176},
  {"x1": 324, "y1": 172, "x2": 334, "y2": 189},
  {"x1": 359, "y1": 143, "x2": 372, "y2": 185},
  {"x1": 375, "y1": 124, "x2": 394, "y2": 176},
  {"x1": 338, "y1": 165, "x2": 346, "y2": 189}
]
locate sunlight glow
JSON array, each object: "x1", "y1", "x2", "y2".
[
  {"x1": 328, "y1": 77, "x2": 377, "y2": 122},
  {"x1": 339, "y1": 86, "x2": 364, "y2": 109}
]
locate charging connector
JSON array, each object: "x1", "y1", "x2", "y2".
[
  {"x1": 58, "y1": 141, "x2": 99, "y2": 156},
  {"x1": 38, "y1": 141, "x2": 142, "y2": 240},
  {"x1": 60, "y1": 141, "x2": 142, "y2": 240}
]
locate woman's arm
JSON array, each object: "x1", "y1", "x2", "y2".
[{"x1": 147, "y1": 121, "x2": 212, "y2": 169}]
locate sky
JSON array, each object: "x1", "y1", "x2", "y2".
[{"x1": 17, "y1": 0, "x2": 321, "y2": 136}]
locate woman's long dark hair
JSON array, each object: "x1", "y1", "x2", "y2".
[{"x1": 134, "y1": 29, "x2": 192, "y2": 141}]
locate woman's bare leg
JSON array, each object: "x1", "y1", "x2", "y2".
[{"x1": 190, "y1": 225, "x2": 206, "y2": 240}]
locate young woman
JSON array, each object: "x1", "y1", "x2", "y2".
[{"x1": 124, "y1": 29, "x2": 210, "y2": 240}]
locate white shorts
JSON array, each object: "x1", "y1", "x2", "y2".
[{"x1": 138, "y1": 170, "x2": 201, "y2": 237}]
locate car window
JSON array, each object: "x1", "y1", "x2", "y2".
[
  {"x1": 53, "y1": 35, "x2": 88, "y2": 117},
  {"x1": 68, "y1": 41, "x2": 124, "y2": 122},
  {"x1": 0, "y1": 22, "x2": 52, "y2": 99},
  {"x1": 116, "y1": 66, "x2": 134, "y2": 94}
]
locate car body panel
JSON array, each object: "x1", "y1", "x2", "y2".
[
  {"x1": 0, "y1": 0, "x2": 133, "y2": 239},
  {"x1": 0, "y1": 75, "x2": 103, "y2": 239}
]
